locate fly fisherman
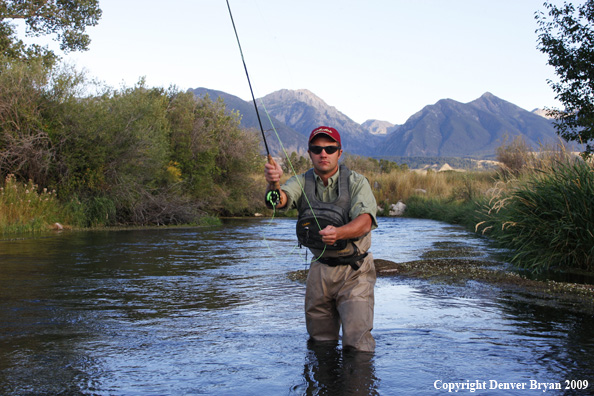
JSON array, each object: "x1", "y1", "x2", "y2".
[{"x1": 264, "y1": 126, "x2": 378, "y2": 352}]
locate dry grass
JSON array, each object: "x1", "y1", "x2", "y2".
[
  {"x1": 369, "y1": 169, "x2": 497, "y2": 206},
  {"x1": 0, "y1": 174, "x2": 62, "y2": 233}
]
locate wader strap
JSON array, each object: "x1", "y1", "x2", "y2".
[{"x1": 317, "y1": 252, "x2": 368, "y2": 271}]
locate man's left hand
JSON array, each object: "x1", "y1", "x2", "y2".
[{"x1": 319, "y1": 225, "x2": 340, "y2": 246}]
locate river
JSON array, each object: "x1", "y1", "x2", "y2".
[{"x1": 0, "y1": 217, "x2": 592, "y2": 395}]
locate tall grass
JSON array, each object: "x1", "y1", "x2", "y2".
[
  {"x1": 0, "y1": 174, "x2": 63, "y2": 233},
  {"x1": 477, "y1": 159, "x2": 594, "y2": 273},
  {"x1": 369, "y1": 169, "x2": 496, "y2": 205}
]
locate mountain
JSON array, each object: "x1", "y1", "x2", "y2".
[
  {"x1": 190, "y1": 88, "x2": 308, "y2": 155},
  {"x1": 379, "y1": 93, "x2": 561, "y2": 158},
  {"x1": 361, "y1": 119, "x2": 396, "y2": 135},
  {"x1": 259, "y1": 89, "x2": 382, "y2": 156},
  {"x1": 191, "y1": 88, "x2": 567, "y2": 159}
]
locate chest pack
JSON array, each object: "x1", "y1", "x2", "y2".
[{"x1": 296, "y1": 165, "x2": 351, "y2": 250}]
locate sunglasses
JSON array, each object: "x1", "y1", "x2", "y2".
[{"x1": 309, "y1": 145, "x2": 341, "y2": 155}]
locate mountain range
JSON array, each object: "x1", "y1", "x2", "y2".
[{"x1": 190, "y1": 88, "x2": 564, "y2": 159}]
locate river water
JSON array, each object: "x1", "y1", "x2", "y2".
[{"x1": 0, "y1": 217, "x2": 593, "y2": 395}]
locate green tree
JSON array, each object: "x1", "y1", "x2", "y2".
[
  {"x1": 0, "y1": 0, "x2": 101, "y2": 64},
  {"x1": 536, "y1": 1, "x2": 594, "y2": 155}
]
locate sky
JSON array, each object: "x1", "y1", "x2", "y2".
[{"x1": 17, "y1": 0, "x2": 574, "y2": 124}]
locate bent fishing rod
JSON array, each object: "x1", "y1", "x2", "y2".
[{"x1": 225, "y1": 0, "x2": 281, "y2": 208}]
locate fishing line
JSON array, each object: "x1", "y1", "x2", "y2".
[
  {"x1": 226, "y1": 0, "x2": 327, "y2": 263},
  {"x1": 259, "y1": 99, "x2": 327, "y2": 262}
]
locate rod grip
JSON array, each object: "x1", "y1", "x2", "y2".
[
  {"x1": 265, "y1": 155, "x2": 284, "y2": 208},
  {"x1": 267, "y1": 155, "x2": 281, "y2": 191}
]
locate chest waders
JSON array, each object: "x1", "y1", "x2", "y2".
[{"x1": 296, "y1": 165, "x2": 368, "y2": 270}]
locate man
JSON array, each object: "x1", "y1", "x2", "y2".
[{"x1": 264, "y1": 126, "x2": 378, "y2": 352}]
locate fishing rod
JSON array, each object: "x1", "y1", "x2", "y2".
[
  {"x1": 225, "y1": 0, "x2": 281, "y2": 207},
  {"x1": 225, "y1": 0, "x2": 328, "y2": 262}
]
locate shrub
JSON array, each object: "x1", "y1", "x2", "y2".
[{"x1": 496, "y1": 135, "x2": 532, "y2": 176}]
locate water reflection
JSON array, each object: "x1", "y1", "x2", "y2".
[
  {"x1": 295, "y1": 341, "x2": 378, "y2": 396},
  {"x1": 499, "y1": 296, "x2": 594, "y2": 384}
]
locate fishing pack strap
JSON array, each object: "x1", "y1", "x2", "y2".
[{"x1": 317, "y1": 252, "x2": 368, "y2": 271}]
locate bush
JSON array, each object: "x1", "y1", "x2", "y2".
[
  {"x1": 168, "y1": 93, "x2": 261, "y2": 216},
  {"x1": 477, "y1": 159, "x2": 594, "y2": 273},
  {"x1": 369, "y1": 168, "x2": 496, "y2": 207},
  {"x1": 496, "y1": 135, "x2": 532, "y2": 176},
  {"x1": 281, "y1": 152, "x2": 310, "y2": 175}
]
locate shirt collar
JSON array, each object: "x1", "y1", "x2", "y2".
[{"x1": 314, "y1": 167, "x2": 340, "y2": 187}]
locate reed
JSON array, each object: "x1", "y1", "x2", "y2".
[{"x1": 0, "y1": 174, "x2": 63, "y2": 233}]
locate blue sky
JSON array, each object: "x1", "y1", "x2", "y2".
[{"x1": 19, "y1": 0, "x2": 573, "y2": 124}]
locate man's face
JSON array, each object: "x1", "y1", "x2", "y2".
[{"x1": 308, "y1": 135, "x2": 342, "y2": 177}]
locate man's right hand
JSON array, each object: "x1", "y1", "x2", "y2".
[{"x1": 264, "y1": 159, "x2": 283, "y2": 184}]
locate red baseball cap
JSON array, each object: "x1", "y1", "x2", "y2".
[{"x1": 308, "y1": 126, "x2": 341, "y2": 146}]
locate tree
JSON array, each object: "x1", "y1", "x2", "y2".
[
  {"x1": 0, "y1": 55, "x2": 57, "y2": 185},
  {"x1": 536, "y1": 1, "x2": 594, "y2": 156},
  {"x1": 0, "y1": 0, "x2": 101, "y2": 63}
]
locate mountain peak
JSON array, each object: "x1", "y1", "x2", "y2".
[
  {"x1": 469, "y1": 92, "x2": 521, "y2": 114},
  {"x1": 361, "y1": 119, "x2": 395, "y2": 135},
  {"x1": 260, "y1": 89, "x2": 380, "y2": 155},
  {"x1": 264, "y1": 89, "x2": 327, "y2": 108}
]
